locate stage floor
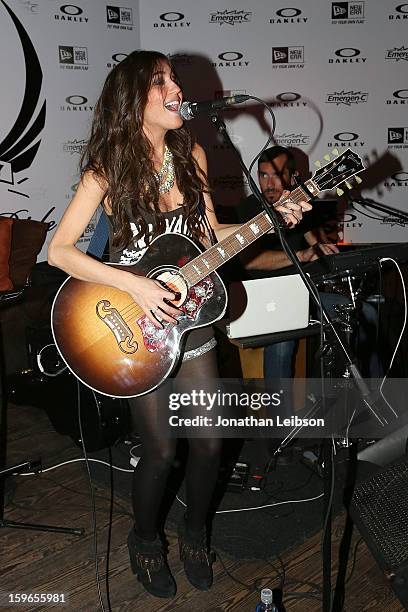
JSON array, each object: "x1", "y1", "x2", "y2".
[{"x1": 1, "y1": 401, "x2": 404, "y2": 612}]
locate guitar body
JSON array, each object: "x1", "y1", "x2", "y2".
[{"x1": 51, "y1": 233, "x2": 227, "y2": 398}]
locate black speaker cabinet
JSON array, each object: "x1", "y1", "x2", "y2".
[{"x1": 350, "y1": 457, "x2": 408, "y2": 608}]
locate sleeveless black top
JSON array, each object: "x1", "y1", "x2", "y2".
[{"x1": 108, "y1": 205, "x2": 215, "y2": 353}]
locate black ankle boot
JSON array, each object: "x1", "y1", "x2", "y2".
[
  {"x1": 178, "y1": 518, "x2": 215, "y2": 590},
  {"x1": 127, "y1": 528, "x2": 176, "y2": 598}
]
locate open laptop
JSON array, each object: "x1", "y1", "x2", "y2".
[{"x1": 227, "y1": 274, "x2": 309, "y2": 339}]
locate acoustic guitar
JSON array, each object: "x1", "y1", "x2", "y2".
[{"x1": 51, "y1": 149, "x2": 364, "y2": 397}]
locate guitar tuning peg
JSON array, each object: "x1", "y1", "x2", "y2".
[
  {"x1": 314, "y1": 160, "x2": 321, "y2": 168},
  {"x1": 323, "y1": 154, "x2": 331, "y2": 161},
  {"x1": 345, "y1": 181, "x2": 352, "y2": 190},
  {"x1": 332, "y1": 148, "x2": 339, "y2": 156},
  {"x1": 355, "y1": 176, "x2": 362, "y2": 184},
  {"x1": 336, "y1": 188, "x2": 344, "y2": 196}
]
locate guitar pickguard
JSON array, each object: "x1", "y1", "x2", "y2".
[
  {"x1": 137, "y1": 276, "x2": 214, "y2": 353},
  {"x1": 181, "y1": 277, "x2": 214, "y2": 319}
]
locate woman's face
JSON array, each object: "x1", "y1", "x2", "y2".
[{"x1": 143, "y1": 61, "x2": 183, "y2": 137}]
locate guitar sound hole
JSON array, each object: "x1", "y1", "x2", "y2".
[{"x1": 158, "y1": 280, "x2": 181, "y2": 302}]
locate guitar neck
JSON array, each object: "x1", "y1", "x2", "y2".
[{"x1": 181, "y1": 178, "x2": 320, "y2": 287}]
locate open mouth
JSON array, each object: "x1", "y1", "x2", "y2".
[{"x1": 164, "y1": 100, "x2": 181, "y2": 113}]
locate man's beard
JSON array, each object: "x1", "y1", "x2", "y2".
[{"x1": 264, "y1": 190, "x2": 281, "y2": 204}]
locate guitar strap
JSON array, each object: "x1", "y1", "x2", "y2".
[{"x1": 87, "y1": 208, "x2": 109, "y2": 259}]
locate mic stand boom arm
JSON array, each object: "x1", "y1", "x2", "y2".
[
  {"x1": 352, "y1": 195, "x2": 408, "y2": 222},
  {"x1": 209, "y1": 112, "x2": 388, "y2": 426}
]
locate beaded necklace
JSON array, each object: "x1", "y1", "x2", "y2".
[{"x1": 154, "y1": 144, "x2": 175, "y2": 194}]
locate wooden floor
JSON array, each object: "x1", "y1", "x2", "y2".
[{"x1": 1, "y1": 402, "x2": 405, "y2": 612}]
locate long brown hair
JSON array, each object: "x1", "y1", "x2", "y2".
[{"x1": 81, "y1": 50, "x2": 207, "y2": 249}]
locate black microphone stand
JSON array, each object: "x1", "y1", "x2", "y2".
[
  {"x1": 209, "y1": 112, "x2": 392, "y2": 612},
  {"x1": 351, "y1": 194, "x2": 408, "y2": 222}
]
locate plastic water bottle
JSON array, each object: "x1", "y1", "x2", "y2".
[{"x1": 255, "y1": 588, "x2": 278, "y2": 611}]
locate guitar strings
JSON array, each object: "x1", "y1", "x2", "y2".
[
  {"x1": 183, "y1": 212, "x2": 272, "y2": 285},
  {"x1": 118, "y1": 270, "x2": 185, "y2": 322},
  {"x1": 97, "y1": 168, "x2": 352, "y2": 333},
  {"x1": 117, "y1": 183, "x2": 316, "y2": 321},
  {"x1": 118, "y1": 169, "x2": 346, "y2": 321}
]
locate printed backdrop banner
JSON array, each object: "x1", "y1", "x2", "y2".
[
  {"x1": 0, "y1": 0, "x2": 407, "y2": 261},
  {"x1": 139, "y1": 0, "x2": 408, "y2": 244},
  {"x1": 0, "y1": 0, "x2": 140, "y2": 259}
]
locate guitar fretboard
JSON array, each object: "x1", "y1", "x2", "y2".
[{"x1": 181, "y1": 178, "x2": 319, "y2": 287}]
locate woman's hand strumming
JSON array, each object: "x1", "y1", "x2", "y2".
[{"x1": 124, "y1": 275, "x2": 181, "y2": 327}]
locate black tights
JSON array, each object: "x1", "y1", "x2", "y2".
[{"x1": 128, "y1": 349, "x2": 222, "y2": 540}]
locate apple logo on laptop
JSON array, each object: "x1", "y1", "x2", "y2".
[{"x1": 266, "y1": 300, "x2": 277, "y2": 312}]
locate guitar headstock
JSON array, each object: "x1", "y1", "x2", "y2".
[{"x1": 312, "y1": 149, "x2": 365, "y2": 194}]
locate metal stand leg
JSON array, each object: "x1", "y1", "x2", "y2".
[
  {"x1": 332, "y1": 442, "x2": 358, "y2": 611},
  {"x1": 322, "y1": 439, "x2": 333, "y2": 612},
  {"x1": 0, "y1": 460, "x2": 84, "y2": 536},
  {"x1": 0, "y1": 299, "x2": 84, "y2": 538}
]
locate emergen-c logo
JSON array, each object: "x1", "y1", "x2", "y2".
[
  {"x1": 380, "y1": 216, "x2": 408, "y2": 227},
  {"x1": 59, "y1": 45, "x2": 88, "y2": 70},
  {"x1": 385, "y1": 46, "x2": 408, "y2": 61},
  {"x1": 272, "y1": 46, "x2": 304, "y2": 68},
  {"x1": 326, "y1": 90, "x2": 368, "y2": 106},
  {"x1": 275, "y1": 133, "x2": 310, "y2": 146},
  {"x1": 331, "y1": 2, "x2": 364, "y2": 22},
  {"x1": 209, "y1": 9, "x2": 252, "y2": 25},
  {"x1": 388, "y1": 127, "x2": 408, "y2": 146},
  {"x1": 63, "y1": 138, "x2": 87, "y2": 154}
]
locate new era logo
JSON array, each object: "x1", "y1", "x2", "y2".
[
  {"x1": 106, "y1": 6, "x2": 119, "y2": 22},
  {"x1": 332, "y1": 1, "x2": 364, "y2": 19},
  {"x1": 272, "y1": 46, "x2": 304, "y2": 64},
  {"x1": 59, "y1": 46, "x2": 88, "y2": 65},
  {"x1": 273, "y1": 48, "x2": 288, "y2": 62},
  {"x1": 332, "y1": 3, "x2": 348, "y2": 17},
  {"x1": 388, "y1": 128, "x2": 408, "y2": 143},
  {"x1": 106, "y1": 6, "x2": 133, "y2": 24},
  {"x1": 59, "y1": 46, "x2": 73, "y2": 63}
]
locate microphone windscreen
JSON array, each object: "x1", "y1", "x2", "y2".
[{"x1": 179, "y1": 101, "x2": 193, "y2": 120}]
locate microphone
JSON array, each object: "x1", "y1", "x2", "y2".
[{"x1": 179, "y1": 94, "x2": 250, "y2": 120}]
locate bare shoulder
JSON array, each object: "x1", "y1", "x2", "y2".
[
  {"x1": 80, "y1": 170, "x2": 108, "y2": 196},
  {"x1": 192, "y1": 143, "x2": 208, "y2": 176},
  {"x1": 192, "y1": 142, "x2": 206, "y2": 163}
]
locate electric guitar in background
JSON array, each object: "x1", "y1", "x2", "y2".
[{"x1": 51, "y1": 149, "x2": 365, "y2": 398}]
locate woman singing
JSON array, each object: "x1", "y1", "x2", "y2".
[{"x1": 48, "y1": 50, "x2": 310, "y2": 598}]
